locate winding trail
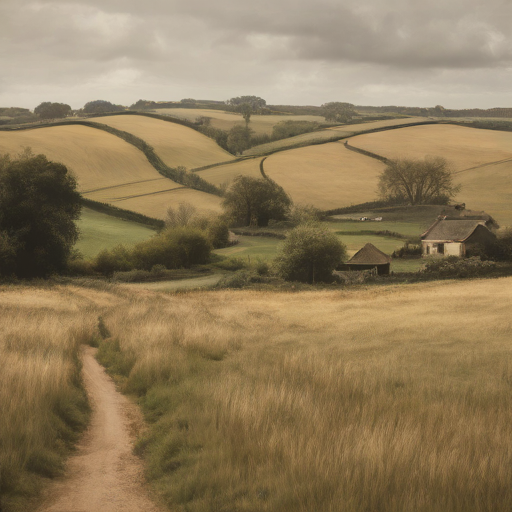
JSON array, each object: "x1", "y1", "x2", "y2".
[{"x1": 36, "y1": 346, "x2": 164, "y2": 512}]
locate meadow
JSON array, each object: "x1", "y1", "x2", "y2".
[
  {"x1": 88, "y1": 276, "x2": 512, "y2": 512},
  {"x1": 0, "y1": 285, "x2": 108, "y2": 512},
  {"x1": 91, "y1": 115, "x2": 234, "y2": 170}
]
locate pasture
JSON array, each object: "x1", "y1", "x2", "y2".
[
  {"x1": 91, "y1": 115, "x2": 234, "y2": 169},
  {"x1": 263, "y1": 142, "x2": 386, "y2": 209},
  {"x1": 76, "y1": 208, "x2": 156, "y2": 258},
  {"x1": 152, "y1": 108, "x2": 326, "y2": 135}
]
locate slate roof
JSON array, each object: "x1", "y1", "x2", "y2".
[
  {"x1": 421, "y1": 219, "x2": 486, "y2": 242},
  {"x1": 348, "y1": 243, "x2": 391, "y2": 265}
]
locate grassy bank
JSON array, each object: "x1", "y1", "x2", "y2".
[
  {"x1": 95, "y1": 278, "x2": 512, "y2": 511},
  {"x1": 0, "y1": 286, "x2": 99, "y2": 512}
]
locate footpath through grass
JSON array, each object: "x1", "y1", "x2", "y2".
[{"x1": 94, "y1": 278, "x2": 512, "y2": 512}]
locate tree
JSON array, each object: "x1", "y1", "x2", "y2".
[
  {"x1": 34, "y1": 102, "x2": 71, "y2": 120},
  {"x1": 0, "y1": 149, "x2": 82, "y2": 277},
  {"x1": 274, "y1": 224, "x2": 347, "y2": 283},
  {"x1": 321, "y1": 102, "x2": 356, "y2": 123},
  {"x1": 227, "y1": 125, "x2": 253, "y2": 155},
  {"x1": 82, "y1": 100, "x2": 125, "y2": 114},
  {"x1": 378, "y1": 156, "x2": 461, "y2": 205},
  {"x1": 222, "y1": 175, "x2": 292, "y2": 227},
  {"x1": 227, "y1": 96, "x2": 266, "y2": 111}
]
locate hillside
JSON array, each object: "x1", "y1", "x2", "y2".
[
  {"x1": 0, "y1": 124, "x2": 223, "y2": 219},
  {"x1": 151, "y1": 108, "x2": 326, "y2": 135},
  {"x1": 349, "y1": 124, "x2": 512, "y2": 225},
  {"x1": 91, "y1": 115, "x2": 234, "y2": 169},
  {"x1": 263, "y1": 142, "x2": 386, "y2": 209},
  {"x1": 194, "y1": 158, "x2": 263, "y2": 187}
]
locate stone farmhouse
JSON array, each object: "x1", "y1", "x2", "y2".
[{"x1": 421, "y1": 218, "x2": 496, "y2": 257}]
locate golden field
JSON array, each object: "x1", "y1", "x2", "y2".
[
  {"x1": 349, "y1": 124, "x2": 512, "y2": 172},
  {"x1": 264, "y1": 142, "x2": 386, "y2": 209},
  {"x1": 454, "y1": 159, "x2": 512, "y2": 226},
  {"x1": 0, "y1": 125, "x2": 163, "y2": 191},
  {"x1": 243, "y1": 116, "x2": 427, "y2": 156},
  {"x1": 195, "y1": 157, "x2": 263, "y2": 187},
  {"x1": 91, "y1": 115, "x2": 234, "y2": 169},
  {"x1": 4, "y1": 276, "x2": 512, "y2": 511},
  {"x1": 152, "y1": 108, "x2": 325, "y2": 135}
]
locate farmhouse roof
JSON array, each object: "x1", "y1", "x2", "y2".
[
  {"x1": 348, "y1": 243, "x2": 391, "y2": 265},
  {"x1": 421, "y1": 219, "x2": 487, "y2": 242}
]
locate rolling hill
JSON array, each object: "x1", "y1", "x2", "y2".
[{"x1": 91, "y1": 114, "x2": 234, "y2": 169}]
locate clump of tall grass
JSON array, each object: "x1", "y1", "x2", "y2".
[
  {"x1": 97, "y1": 279, "x2": 512, "y2": 511},
  {"x1": 0, "y1": 302, "x2": 96, "y2": 512}
]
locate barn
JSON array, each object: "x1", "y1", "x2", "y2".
[
  {"x1": 421, "y1": 218, "x2": 496, "y2": 257},
  {"x1": 342, "y1": 243, "x2": 392, "y2": 275}
]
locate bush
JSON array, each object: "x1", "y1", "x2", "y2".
[
  {"x1": 94, "y1": 245, "x2": 134, "y2": 276},
  {"x1": 207, "y1": 220, "x2": 230, "y2": 249},
  {"x1": 392, "y1": 242, "x2": 422, "y2": 259},
  {"x1": 423, "y1": 256, "x2": 496, "y2": 278},
  {"x1": 274, "y1": 224, "x2": 347, "y2": 283}
]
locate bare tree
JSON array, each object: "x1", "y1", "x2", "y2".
[
  {"x1": 166, "y1": 202, "x2": 197, "y2": 227},
  {"x1": 378, "y1": 156, "x2": 461, "y2": 205}
]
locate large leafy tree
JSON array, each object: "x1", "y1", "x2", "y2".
[
  {"x1": 227, "y1": 125, "x2": 253, "y2": 155},
  {"x1": 34, "y1": 102, "x2": 71, "y2": 120},
  {"x1": 0, "y1": 150, "x2": 82, "y2": 277},
  {"x1": 378, "y1": 156, "x2": 461, "y2": 205},
  {"x1": 82, "y1": 100, "x2": 125, "y2": 114},
  {"x1": 321, "y1": 102, "x2": 356, "y2": 123},
  {"x1": 222, "y1": 175, "x2": 291, "y2": 227},
  {"x1": 274, "y1": 224, "x2": 347, "y2": 283}
]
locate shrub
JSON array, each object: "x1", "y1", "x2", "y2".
[
  {"x1": 274, "y1": 224, "x2": 347, "y2": 283},
  {"x1": 94, "y1": 245, "x2": 134, "y2": 276},
  {"x1": 207, "y1": 220, "x2": 230, "y2": 249},
  {"x1": 423, "y1": 256, "x2": 496, "y2": 278}
]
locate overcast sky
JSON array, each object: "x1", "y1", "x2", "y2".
[{"x1": 2, "y1": 0, "x2": 511, "y2": 110}]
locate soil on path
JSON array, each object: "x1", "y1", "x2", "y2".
[{"x1": 35, "y1": 346, "x2": 164, "y2": 512}]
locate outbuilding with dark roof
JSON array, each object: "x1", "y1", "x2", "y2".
[
  {"x1": 342, "y1": 243, "x2": 392, "y2": 275},
  {"x1": 421, "y1": 218, "x2": 496, "y2": 257}
]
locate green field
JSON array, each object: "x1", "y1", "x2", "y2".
[{"x1": 75, "y1": 208, "x2": 156, "y2": 258}]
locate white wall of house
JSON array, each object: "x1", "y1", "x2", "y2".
[{"x1": 422, "y1": 241, "x2": 464, "y2": 257}]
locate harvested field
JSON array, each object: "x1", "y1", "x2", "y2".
[
  {"x1": 243, "y1": 117, "x2": 427, "y2": 156},
  {"x1": 152, "y1": 108, "x2": 325, "y2": 135},
  {"x1": 264, "y1": 142, "x2": 386, "y2": 209},
  {"x1": 0, "y1": 125, "x2": 162, "y2": 191},
  {"x1": 91, "y1": 115, "x2": 233, "y2": 169},
  {"x1": 349, "y1": 124, "x2": 512, "y2": 172},
  {"x1": 102, "y1": 186, "x2": 223, "y2": 219},
  {"x1": 454, "y1": 159, "x2": 512, "y2": 226},
  {"x1": 195, "y1": 158, "x2": 263, "y2": 187}
]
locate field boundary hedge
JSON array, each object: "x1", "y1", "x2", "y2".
[
  {"x1": 0, "y1": 119, "x2": 224, "y2": 197},
  {"x1": 343, "y1": 141, "x2": 390, "y2": 163},
  {"x1": 81, "y1": 198, "x2": 164, "y2": 229}
]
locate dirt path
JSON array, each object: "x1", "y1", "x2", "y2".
[{"x1": 36, "y1": 346, "x2": 164, "y2": 512}]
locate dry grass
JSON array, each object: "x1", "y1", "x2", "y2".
[
  {"x1": 94, "y1": 276, "x2": 512, "y2": 512},
  {"x1": 92, "y1": 115, "x2": 233, "y2": 169},
  {"x1": 0, "y1": 285, "x2": 117, "y2": 512},
  {"x1": 0, "y1": 125, "x2": 162, "y2": 191},
  {"x1": 350, "y1": 124, "x2": 512, "y2": 172},
  {"x1": 263, "y1": 142, "x2": 386, "y2": 209},
  {"x1": 195, "y1": 158, "x2": 263, "y2": 187},
  {"x1": 152, "y1": 108, "x2": 325, "y2": 135}
]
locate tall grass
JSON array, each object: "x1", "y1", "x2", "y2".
[
  {"x1": 97, "y1": 278, "x2": 512, "y2": 512},
  {"x1": 0, "y1": 289, "x2": 98, "y2": 512}
]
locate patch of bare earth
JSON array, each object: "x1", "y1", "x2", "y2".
[{"x1": 35, "y1": 346, "x2": 164, "y2": 512}]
